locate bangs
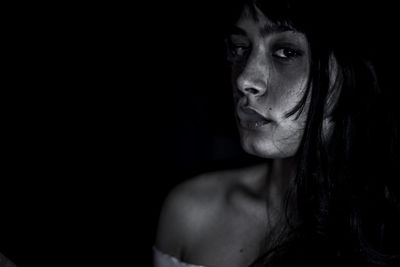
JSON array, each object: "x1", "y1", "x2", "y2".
[{"x1": 248, "y1": 0, "x2": 308, "y2": 34}]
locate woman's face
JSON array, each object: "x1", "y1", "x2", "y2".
[{"x1": 228, "y1": 6, "x2": 311, "y2": 158}]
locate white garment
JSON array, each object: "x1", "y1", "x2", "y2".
[
  {"x1": 153, "y1": 247, "x2": 208, "y2": 267},
  {"x1": 0, "y1": 252, "x2": 17, "y2": 267}
]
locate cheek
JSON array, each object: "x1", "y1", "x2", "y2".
[
  {"x1": 275, "y1": 119, "x2": 306, "y2": 152},
  {"x1": 277, "y1": 119, "x2": 306, "y2": 143},
  {"x1": 239, "y1": 119, "x2": 306, "y2": 158},
  {"x1": 268, "y1": 72, "x2": 308, "y2": 113}
]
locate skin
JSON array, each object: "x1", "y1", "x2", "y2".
[{"x1": 155, "y1": 6, "x2": 339, "y2": 267}]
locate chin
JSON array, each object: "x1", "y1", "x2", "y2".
[{"x1": 240, "y1": 135, "x2": 298, "y2": 159}]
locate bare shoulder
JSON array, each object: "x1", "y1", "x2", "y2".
[{"x1": 154, "y1": 167, "x2": 251, "y2": 257}]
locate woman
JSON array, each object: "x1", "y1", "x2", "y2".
[{"x1": 154, "y1": 0, "x2": 400, "y2": 266}]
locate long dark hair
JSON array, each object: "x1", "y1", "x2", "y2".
[{"x1": 225, "y1": 0, "x2": 400, "y2": 266}]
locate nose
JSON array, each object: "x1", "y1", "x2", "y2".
[{"x1": 236, "y1": 51, "x2": 269, "y2": 97}]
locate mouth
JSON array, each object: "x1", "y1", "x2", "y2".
[
  {"x1": 236, "y1": 105, "x2": 273, "y2": 130},
  {"x1": 240, "y1": 119, "x2": 272, "y2": 130}
]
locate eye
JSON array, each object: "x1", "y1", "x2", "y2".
[
  {"x1": 226, "y1": 36, "x2": 251, "y2": 61},
  {"x1": 230, "y1": 44, "x2": 250, "y2": 57},
  {"x1": 273, "y1": 47, "x2": 302, "y2": 60}
]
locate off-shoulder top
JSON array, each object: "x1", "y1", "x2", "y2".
[
  {"x1": 0, "y1": 252, "x2": 17, "y2": 267},
  {"x1": 153, "y1": 247, "x2": 208, "y2": 267}
]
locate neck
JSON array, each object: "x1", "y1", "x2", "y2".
[
  {"x1": 262, "y1": 157, "x2": 297, "y2": 223},
  {"x1": 248, "y1": 158, "x2": 297, "y2": 205},
  {"x1": 267, "y1": 157, "x2": 296, "y2": 201}
]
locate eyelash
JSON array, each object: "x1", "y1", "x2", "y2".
[
  {"x1": 228, "y1": 43, "x2": 251, "y2": 59},
  {"x1": 227, "y1": 40, "x2": 303, "y2": 62},
  {"x1": 273, "y1": 47, "x2": 303, "y2": 60}
]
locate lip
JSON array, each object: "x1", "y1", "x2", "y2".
[{"x1": 236, "y1": 105, "x2": 273, "y2": 130}]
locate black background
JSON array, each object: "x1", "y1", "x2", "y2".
[{"x1": 2, "y1": 1, "x2": 249, "y2": 266}]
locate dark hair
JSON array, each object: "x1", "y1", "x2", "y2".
[{"x1": 226, "y1": 0, "x2": 400, "y2": 266}]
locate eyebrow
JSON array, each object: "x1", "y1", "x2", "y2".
[
  {"x1": 228, "y1": 24, "x2": 296, "y2": 37},
  {"x1": 261, "y1": 23, "x2": 296, "y2": 36},
  {"x1": 228, "y1": 25, "x2": 247, "y2": 36}
]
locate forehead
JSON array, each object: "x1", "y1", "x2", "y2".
[{"x1": 235, "y1": 5, "x2": 302, "y2": 38}]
